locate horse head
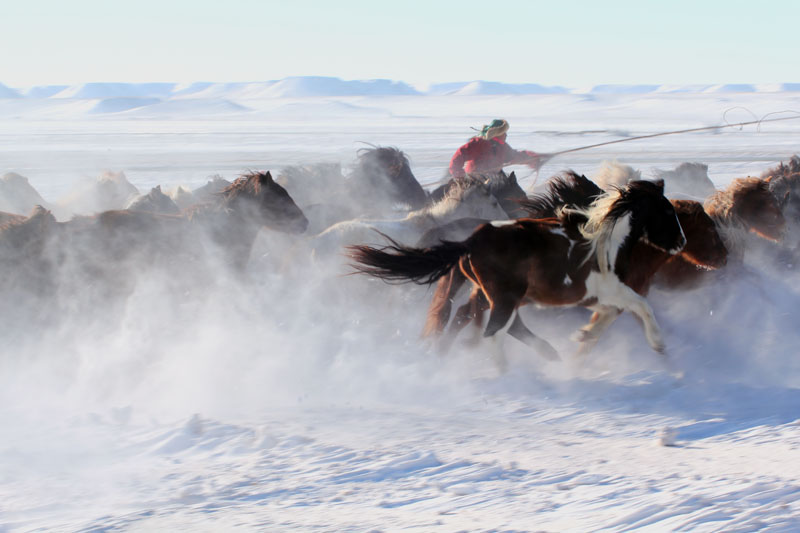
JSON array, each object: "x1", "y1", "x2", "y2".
[
  {"x1": 222, "y1": 171, "x2": 308, "y2": 234},
  {"x1": 614, "y1": 179, "x2": 686, "y2": 255},
  {"x1": 127, "y1": 185, "x2": 181, "y2": 215},
  {"x1": 352, "y1": 146, "x2": 428, "y2": 211},
  {"x1": 483, "y1": 172, "x2": 527, "y2": 218},
  {"x1": 444, "y1": 180, "x2": 507, "y2": 222},
  {"x1": 767, "y1": 172, "x2": 800, "y2": 225},
  {"x1": 724, "y1": 177, "x2": 785, "y2": 242},
  {"x1": 671, "y1": 199, "x2": 727, "y2": 270},
  {"x1": 655, "y1": 162, "x2": 716, "y2": 198}
]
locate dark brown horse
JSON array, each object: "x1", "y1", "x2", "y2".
[
  {"x1": 349, "y1": 179, "x2": 686, "y2": 362},
  {"x1": 655, "y1": 177, "x2": 784, "y2": 288}
]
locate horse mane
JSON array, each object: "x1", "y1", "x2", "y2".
[
  {"x1": 1, "y1": 205, "x2": 50, "y2": 228},
  {"x1": 410, "y1": 178, "x2": 482, "y2": 219},
  {"x1": 0, "y1": 206, "x2": 56, "y2": 245},
  {"x1": 578, "y1": 180, "x2": 664, "y2": 273},
  {"x1": 219, "y1": 171, "x2": 271, "y2": 204},
  {"x1": 520, "y1": 171, "x2": 604, "y2": 218},
  {"x1": 760, "y1": 155, "x2": 800, "y2": 179},
  {"x1": 767, "y1": 171, "x2": 800, "y2": 210},
  {"x1": 355, "y1": 146, "x2": 410, "y2": 169}
]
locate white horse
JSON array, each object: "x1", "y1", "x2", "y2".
[
  {"x1": 308, "y1": 180, "x2": 508, "y2": 260},
  {"x1": 594, "y1": 160, "x2": 717, "y2": 200},
  {"x1": 653, "y1": 162, "x2": 716, "y2": 199},
  {"x1": 593, "y1": 160, "x2": 641, "y2": 190},
  {"x1": 0, "y1": 172, "x2": 50, "y2": 215},
  {"x1": 57, "y1": 170, "x2": 140, "y2": 216}
]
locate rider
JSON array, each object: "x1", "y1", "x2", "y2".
[{"x1": 448, "y1": 119, "x2": 546, "y2": 179}]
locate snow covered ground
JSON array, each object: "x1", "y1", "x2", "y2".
[{"x1": 1, "y1": 87, "x2": 800, "y2": 531}]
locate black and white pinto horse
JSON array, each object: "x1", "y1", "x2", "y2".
[{"x1": 349, "y1": 179, "x2": 686, "y2": 363}]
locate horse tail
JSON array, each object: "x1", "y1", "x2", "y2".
[
  {"x1": 421, "y1": 267, "x2": 468, "y2": 338},
  {"x1": 346, "y1": 232, "x2": 469, "y2": 286}
]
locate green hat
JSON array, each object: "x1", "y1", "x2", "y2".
[{"x1": 481, "y1": 119, "x2": 509, "y2": 140}]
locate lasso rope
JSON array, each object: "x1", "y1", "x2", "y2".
[
  {"x1": 521, "y1": 109, "x2": 800, "y2": 187},
  {"x1": 546, "y1": 112, "x2": 800, "y2": 158}
]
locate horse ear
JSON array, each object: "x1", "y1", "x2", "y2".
[
  {"x1": 260, "y1": 171, "x2": 274, "y2": 185},
  {"x1": 508, "y1": 171, "x2": 517, "y2": 182},
  {"x1": 764, "y1": 175, "x2": 773, "y2": 183},
  {"x1": 652, "y1": 178, "x2": 665, "y2": 192}
]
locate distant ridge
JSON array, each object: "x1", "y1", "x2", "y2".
[
  {"x1": 0, "y1": 82, "x2": 22, "y2": 98},
  {"x1": 5, "y1": 77, "x2": 800, "y2": 103},
  {"x1": 428, "y1": 81, "x2": 568, "y2": 95}
]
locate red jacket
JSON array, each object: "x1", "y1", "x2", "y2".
[{"x1": 449, "y1": 137, "x2": 539, "y2": 178}]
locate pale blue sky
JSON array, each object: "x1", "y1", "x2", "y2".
[{"x1": 1, "y1": 0, "x2": 797, "y2": 87}]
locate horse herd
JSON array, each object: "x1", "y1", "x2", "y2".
[{"x1": 1, "y1": 148, "x2": 798, "y2": 369}]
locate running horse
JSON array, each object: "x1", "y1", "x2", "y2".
[
  {"x1": 57, "y1": 171, "x2": 309, "y2": 284},
  {"x1": 423, "y1": 173, "x2": 727, "y2": 359},
  {"x1": 655, "y1": 176, "x2": 784, "y2": 287},
  {"x1": 348, "y1": 179, "x2": 686, "y2": 361}
]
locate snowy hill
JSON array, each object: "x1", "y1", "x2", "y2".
[
  {"x1": 9, "y1": 77, "x2": 800, "y2": 102},
  {"x1": 0, "y1": 82, "x2": 22, "y2": 98},
  {"x1": 23, "y1": 85, "x2": 70, "y2": 98},
  {"x1": 54, "y1": 82, "x2": 178, "y2": 99},
  {"x1": 427, "y1": 81, "x2": 568, "y2": 95}
]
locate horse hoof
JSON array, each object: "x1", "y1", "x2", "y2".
[
  {"x1": 539, "y1": 345, "x2": 561, "y2": 362},
  {"x1": 570, "y1": 329, "x2": 594, "y2": 343}
]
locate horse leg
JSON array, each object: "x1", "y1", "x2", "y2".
[
  {"x1": 507, "y1": 313, "x2": 560, "y2": 361},
  {"x1": 609, "y1": 284, "x2": 666, "y2": 354},
  {"x1": 439, "y1": 287, "x2": 488, "y2": 353},
  {"x1": 488, "y1": 321, "x2": 509, "y2": 374},
  {"x1": 572, "y1": 306, "x2": 623, "y2": 358},
  {"x1": 422, "y1": 268, "x2": 466, "y2": 339}
]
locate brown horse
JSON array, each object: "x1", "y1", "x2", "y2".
[
  {"x1": 51, "y1": 171, "x2": 308, "y2": 294},
  {"x1": 655, "y1": 177, "x2": 784, "y2": 288},
  {"x1": 764, "y1": 169, "x2": 800, "y2": 266},
  {"x1": 760, "y1": 155, "x2": 800, "y2": 180},
  {"x1": 0, "y1": 210, "x2": 26, "y2": 226},
  {"x1": 0, "y1": 206, "x2": 60, "y2": 333},
  {"x1": 126, "y1": 185, "x2": 181, "y2": 215},
  {"x1": 348, "y1": 179, "x2": 686, "y2": 362},
  {"x1": 119, "y1": 171, "x2": 307, "y2": 269}
]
